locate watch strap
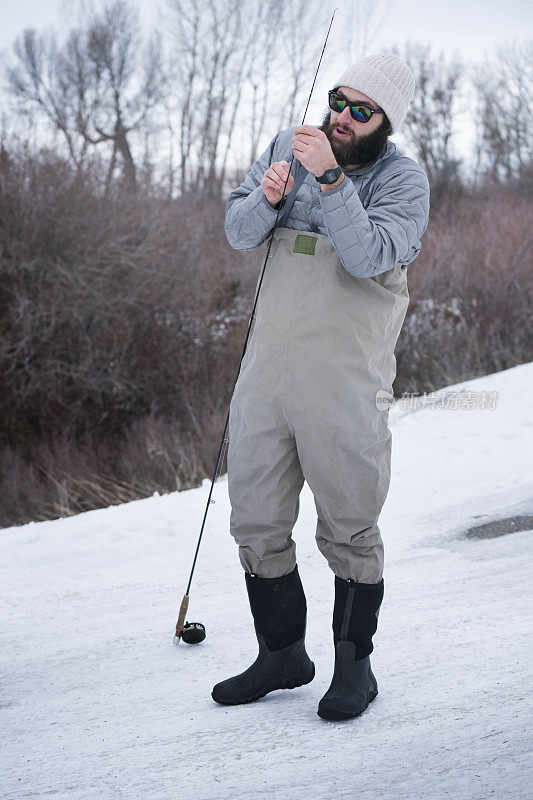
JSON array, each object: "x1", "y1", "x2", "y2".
[{"x1": 316, "y1": 165, "x2": 343, "y2": 184}]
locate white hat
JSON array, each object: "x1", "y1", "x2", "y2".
[{"x1": 332, "y1": 53, "x2": 415, "y2": 135}]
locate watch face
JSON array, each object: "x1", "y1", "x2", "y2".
[{"x1": 317, "y1": 166, "x2": 341, "y2": 184}]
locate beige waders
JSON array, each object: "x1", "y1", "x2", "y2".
[{"x1": 227, "y1": 227, "x2": 409, "y2": 583}]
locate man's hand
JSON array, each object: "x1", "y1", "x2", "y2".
[
  {"x1": 262, "y1": 161, "x2": 295, "y2": 207},
  {"x1": 292, "y1": 125, "x2": 338, "y2": 177}
]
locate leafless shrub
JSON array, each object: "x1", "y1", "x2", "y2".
[
  {"x1": 395, "y1": 189, "x2": 533, "y2": 393},
  {"x1": 0, "y1": 142, "x2": 258, "y2": 447}
]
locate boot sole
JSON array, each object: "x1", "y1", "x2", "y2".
[
  {"x1": 317, "y1": 687, "x2": 378, "y2": 721},
  {"x1": 212, "y1": 664, "x2": 316, "y2": 706}
]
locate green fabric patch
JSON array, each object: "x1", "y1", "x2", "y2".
[{"x1": 293, "y1": 234, "x2": 317, "y2": 256}]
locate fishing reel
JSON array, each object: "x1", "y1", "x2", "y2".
[
  {"x1": 180, "y1": 621, "x2": 206, "y2": 644},
  {"x1": 174, "y1": 595, "x2": 205, "y2": 645}
]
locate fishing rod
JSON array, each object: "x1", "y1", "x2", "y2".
[{"x1": 175, "y1": 8, "x2": 339, "y2": 645}]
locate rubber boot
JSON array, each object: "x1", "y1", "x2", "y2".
[
  {"x1": 211, "y1": 565, "x2": 315, "y2": 705},
  {"x1": 317, "y1": 576, "x2": 384, "y2": 721}
]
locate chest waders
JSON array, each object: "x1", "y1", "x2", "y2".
[{"x1": 227, "y1": 155, "x2": 409, "y2": 584}]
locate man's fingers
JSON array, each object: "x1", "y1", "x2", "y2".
[
  {"x1": 263, "y1": 176, "x2": 281, "y2": 190},
  {"x1": 270, "y1": 162, "x2": 290, "y2": 181},
  {"x1": 264, "y1": 175, "x2": 293, "y2": 193},
  {"x1": 267, "y1": 164, "x2": 293, "y2": 188},
  {"x1": 264, "y1": 176, "x2": 286, "y2": 193},
  {"x1": 270, "y1": 167, "x2": 286, "y2": 184},
  {"x1": 294, "y1": 125, "x2": 320, "y2": 137}
]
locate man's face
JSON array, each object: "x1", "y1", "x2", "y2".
[{"x1": 318, "y1": 85, "x2": 391, "y2": 170}]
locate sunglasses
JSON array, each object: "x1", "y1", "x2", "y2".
[{"x1": 328, "y1": 90, "x2": 385, "y2": 123}]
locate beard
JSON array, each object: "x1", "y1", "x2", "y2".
[{"x1": 318, "y1": 109, "x2": 391, "y2": 169}]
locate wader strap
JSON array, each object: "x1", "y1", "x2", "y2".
[
  {"x1": 277, "y1": 150, "x2": 400, "y2": 228},
  {"x1": 278, "y1": 162, "x2": 309, "y2": 227}
]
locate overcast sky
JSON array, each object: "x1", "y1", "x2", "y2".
[
  {"x1": 1, "y1": 0, "x2": 530, "y2": 63},
  {"x1": 0, "y1": 0, "x2": 531, "y2": 167}
]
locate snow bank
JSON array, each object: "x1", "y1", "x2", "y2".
[{"x1": 1, "y1": 363, "x2": 532, "y2": 799}]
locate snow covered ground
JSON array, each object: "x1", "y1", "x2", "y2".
[{"x1": 1, "y1": 363, "x2": 532, "y2": 800}]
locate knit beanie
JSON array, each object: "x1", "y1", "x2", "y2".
[{"x1": 332, "y1": 53, "x2": 415, "y2": 135}]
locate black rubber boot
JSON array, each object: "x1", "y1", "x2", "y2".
[
  {"x1": 317, "y1": 576, "x2": 384, "y2": 721},
  {"x1": 211, "y1": 565, "x2": 315, "y2": 705}
]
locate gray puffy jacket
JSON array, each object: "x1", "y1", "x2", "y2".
[{"x1": 224, "y1": 125, "x2": 430, "y2": 278}]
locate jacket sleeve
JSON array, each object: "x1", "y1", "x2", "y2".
[
  {"x1": 318, "y1": 165, "x2": 431, "y2": 278},
  {"x1": 224, "y1": 133, "x2": 286, "y2": 251}
]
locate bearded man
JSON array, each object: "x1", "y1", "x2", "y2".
[{"x1": 212, "y1": 53, "x2": 430, "y2": 721}]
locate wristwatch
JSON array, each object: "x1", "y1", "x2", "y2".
[{"x1": 316, "y1": 165, "x2": 344, "y2": 185}]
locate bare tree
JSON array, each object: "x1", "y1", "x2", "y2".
[
  {"x1": 82, "y1": 1, "x2": 163, "y2": 191},
  {"x1": 161, "y1": 0, "x2": 328, "y2": 197},
  {"x1": 244, "y1": 0, "x2": 284, "y2": 166},
  {"x1": 163, "y1": 0, "x2": 275, "y2": 196},
  {"x1": 5, "y1": 0, "x2": 164, "y2": 192},
  {"x1": 273, "y1": 0, "x2": 327, "y2": 133},
  {"x1": 340, "y1": 0, "x2": 391, "y2": 65},
  {"x1": 392, "y1": 41, "x2": 464, "y2": 202},
  {"x1": 471, "y1": 39, "x2": 533, "y2": 188},
  {"x1": 6, "y1": 28, "x2": 90, "y2": 169}
]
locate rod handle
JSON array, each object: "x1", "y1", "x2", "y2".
[{"x1": 175, "y1": 594, "x2": 189, "y2": 639}]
